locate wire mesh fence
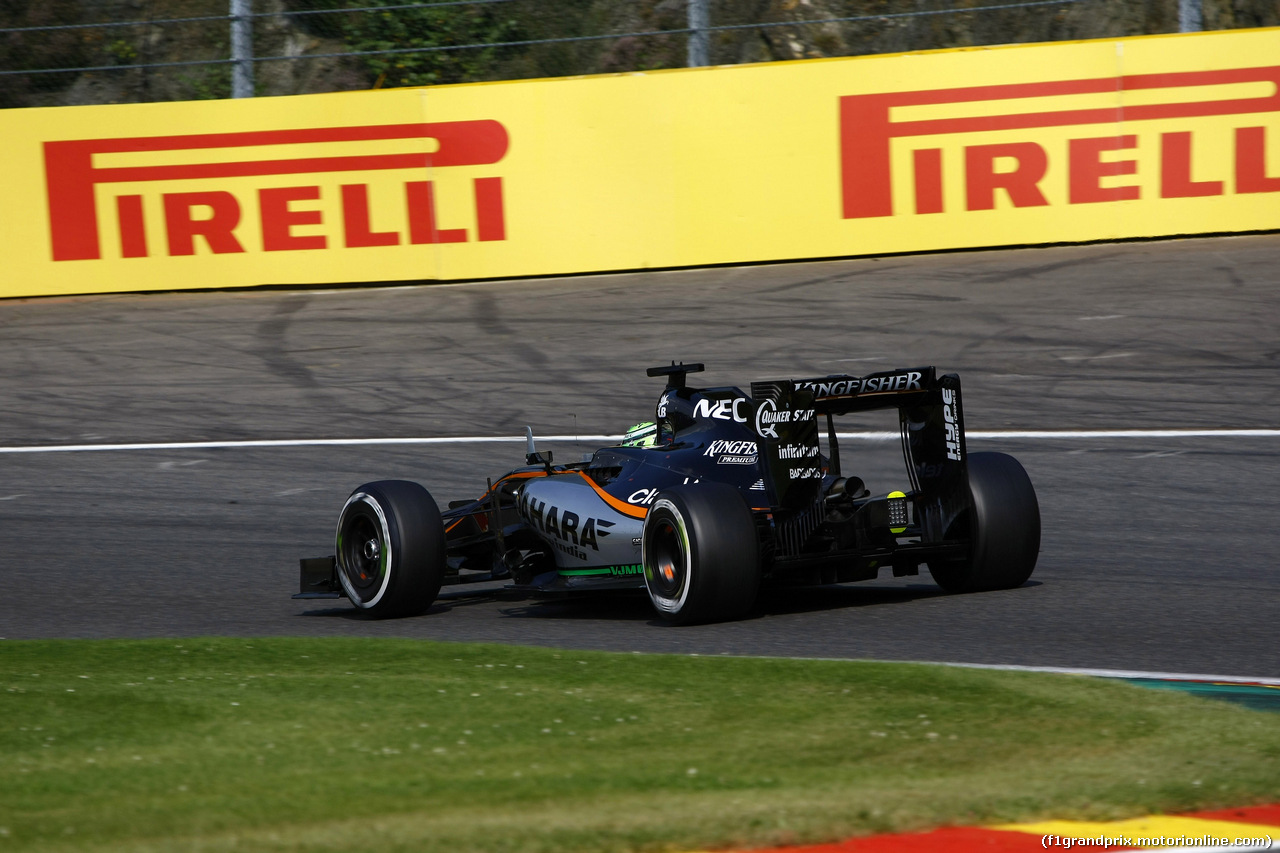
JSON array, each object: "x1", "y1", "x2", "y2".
[{"x1": 2, "y1": 0, "x2": 1277, "y2": 109}]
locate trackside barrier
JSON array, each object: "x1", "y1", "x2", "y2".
[{"x1": 4, "y1": 26, "x2": 1279, "y2": 299}]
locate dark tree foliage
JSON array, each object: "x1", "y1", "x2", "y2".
[
  {"x1": 0, "y1": 0, "x2": 89, "y2": 106},
  {"x1": 5, "y1": 0, "x2": 1280, "y2": 106},
  {"x1": 286, "y1": 0, "x2": 523, "y2": 87}
]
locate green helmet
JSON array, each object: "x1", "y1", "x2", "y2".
[{"x1": 619, "y1": 421, "x2": 658, "y2": 447}]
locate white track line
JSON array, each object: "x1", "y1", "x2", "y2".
[
  {"x1": 833, "y1": 429, "x2": 1280, "y2": 441},
  {"x1": 965, "y1": 429, "x2": 1280, "y2": 439},
  {"x1": 928, "y1": 661, "x2": 1280, "y2": 686},
  {"x1": 655, "y1": 653, "x2": 1280, "y2": 684},
  {"x1": 0, "y1": 429, "x2": 1276, "y2": 454}
]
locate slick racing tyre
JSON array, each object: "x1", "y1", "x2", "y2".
[
  {"x1": 641, "y1": 482, "x2": 760, "y2": 625},
  {"x1": 928, "y1": 452, "x2": 1040, "y2": 594},
  {"x1": 336, "y1": 480, "x2": 447, "y2": 618}
]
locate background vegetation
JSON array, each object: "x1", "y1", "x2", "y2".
[{"x1": 2, "y1": 0, "x2": 1279, "y2": 108}]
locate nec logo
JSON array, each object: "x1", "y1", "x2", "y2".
[
  {"x1": 840, "y1": 66, "x2": 1280, "y2": 218},
  {"x1": 43, "y1": 121, "x2": 508, "y2": 261}
]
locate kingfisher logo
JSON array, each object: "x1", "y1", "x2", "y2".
[
  {"x1": 43, "y1": 120, "x2": 509, "y2": 261},
  {"x1": 840, "y1": 66, "x2": 1280, "y2": 219}
]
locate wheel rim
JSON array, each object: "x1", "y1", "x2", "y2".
[
  {"x1": 650, "y1": 519, "x2": 684, "y2": 597},
  {"x1": 336, "y1": 493, "x2": 393, "y2": 607},
  {"x1": 643, "y1": 501, "x2": 691, "y2": 613},
  {"x1": 340, "y1": 512, "x2": 381, "y2": 591}
]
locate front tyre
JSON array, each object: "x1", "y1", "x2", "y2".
[
  {"x1": 642, "y1": 483, "x2": 760, "y2": 625},
  {"x1": 336, "y1": 480, "x2": 446, "y2": 618},
  {"x1": 928, "y1": 452, "x2": 1040, "y2": 594}
]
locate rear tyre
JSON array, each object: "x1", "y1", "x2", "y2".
[
  {"x1": 642, "y1": 483, "x2": 760, "y2": 625},
  {"x1": 928, "y1": 452, "x2": 1040, "y2": 593},
  {"x1": 336, "y1": 480, "x2": 446, "y2": 618}
]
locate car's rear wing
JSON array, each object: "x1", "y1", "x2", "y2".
[
  {"x1": 792, "y1": 366, "x2": 965, "y2": 480},
  {"x1": 751, "y1": 366, "x2": 969, "y2": 543}
]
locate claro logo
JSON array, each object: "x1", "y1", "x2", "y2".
[
  {"x1": 43, "y1": 120, "x2": 508, "y2": 261},
  {"x1": 840, "y1": 66, "x2": 1280, "y2": 218}
]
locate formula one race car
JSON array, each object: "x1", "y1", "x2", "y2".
[{"x1": 296, "y1": 363, "x2": 1040, "y2": 624}]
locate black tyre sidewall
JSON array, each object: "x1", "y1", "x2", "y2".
[
  {"x1": 642, "y1": 483, "x2": 759, "y2": 625},
  {"x1": 336, "y1": 480, "x2": 446, "y2": 618},
  {"x1": 929, "y1": 452, "x2": 1040, "y2": 593}
]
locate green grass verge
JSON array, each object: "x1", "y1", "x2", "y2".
[{"x1": 2, "y1": 638, "x2": 1278, "y2": 852}]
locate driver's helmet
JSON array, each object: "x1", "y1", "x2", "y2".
[{"x1": 619, "y1": 421, "x2": 658, "y2": 447}]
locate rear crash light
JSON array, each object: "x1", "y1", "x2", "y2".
[{"x1": 887, "y1": 491, "x2": 909, "y2": 534}]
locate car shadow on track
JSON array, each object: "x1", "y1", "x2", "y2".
[
  {"x1": 296, "y1": 583, "x2": 518, "y2": 620},
  {"x1": 758, "y1": 578, "x2": 1041, "y2": 618},
  {"x1": 298, "y1": 580, "x2": 1041, "y2": 623},
  {"x1": 295, "y1": 603, "x2": 456, "y2": 620},
  {"x1": 757, "y1": 582, "x2": 949, "y2": 616},
  {"x1": 492, "y1": 581, "x2": 995, "y2": 624},
  {"x1": 497, "y1": 594, "x2": 655, "y2": 622}
]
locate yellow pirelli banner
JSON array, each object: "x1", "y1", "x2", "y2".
[{"x1": 4, "y1": 27, "x2": 1279, "y2": 298}]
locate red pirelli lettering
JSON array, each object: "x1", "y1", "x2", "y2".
[
  {"x1": 116, "y1": 195, "x2": 147, "y2": 258},
  {"x1": 1161, "y1": 131, "x2": 1224, "y2": 198},
  {"x1": 163, "y1": 191, "x2": 245, "y2": 256},
  {"x1": 406, "y1": 181, "x2": 466, "y2": 244},
  {"x1": 1237, "y1": 126, "x2": 1280, "y2": 193},
  {"x1": 913, "y1": 149, "x2": 943, "y2": 214},
  {"x1": 44, "y1": 120, "x2": 509, "y2": 261},
  {"x1": 474, "y1": 177, "x2": 505, "y2": 241},
  {"x1": 1069, "y1": 136, "x2": 1139, "y2": 204},
  {"x1": 840, "y1": 66, "x2": 1280, "y2": 218},
  {"x1": 965, "y1": 142, "x2": 1049, "y2": 210},
  {"x1": 341, "y1": 184, "x2": 399, "y2": 248},
  {"x1": 261, "y1": 186, "x2": 327, "y2": 251}
]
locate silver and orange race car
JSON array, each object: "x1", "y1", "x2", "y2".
[{"x1": 296, "y1": 363, "x2": 1039, "y2": 624}]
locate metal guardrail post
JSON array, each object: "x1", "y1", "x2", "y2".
[
  {"x1": 688, "y1": 0, "x2": 710, "y2": 67},
  {"x1": 231, "y1": 0, "x2": 254, "y2": 98},
  {"x1": 1178, "y1": 0, "x2": 1203, "y2": 31}
]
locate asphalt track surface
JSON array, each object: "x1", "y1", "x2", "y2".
[{"x1": 1, "y1": 234, "x2": 1278, "y2": 678}]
